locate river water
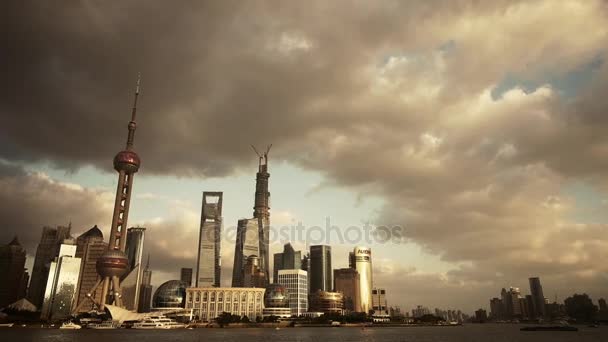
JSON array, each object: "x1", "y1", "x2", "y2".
[{"x1": 0, "y1": 324, "x2": 605, "y2": 342}]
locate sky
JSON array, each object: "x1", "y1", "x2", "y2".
[{"x1": 2, "y1": 0, "x2": 608, "y2": 313}]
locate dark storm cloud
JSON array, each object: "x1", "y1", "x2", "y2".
[{"x1": 3, "y1": 0, "x2": 608, "y2": 311}]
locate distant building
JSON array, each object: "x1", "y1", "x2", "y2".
[
  {"x1": 121, "y1": 227, "x2": 147, "y2": 311},
  {"x1": 412, "y1": 305, "x2": 430, "y2": 318},
  {"x1": 371, "y1": 288, "x2": 388, "y2": 315},
  {"x1": 529, "y1": 277, "x2": 546, "y2": 318},
  {"x1": 273, "y1": 243, "x2": 302, "y2": 283},
  {"x1": 334, "y1": 268, "x2": 361, "y2": 312},
  {"x1": 309, "y1": 245, "x2": 332, "y2": 293},
  {"x1": 40, "y1": 243, "x2": 81, "y2": 321},
  {"x1": 489, "y1": 297, "x2": 504, "y2": 320},
  {"x1": 152, "y1": 280, "x2": 187, "y2": 310},
  {"x1": 277, "y1": 269, "x2": 308, "y2": 316},
  {"x1": 309, "y1": 290, "x2": 343, "y2": 314},
  {"x1": 599, "y1": 298, "x2": 607, "y2": 312},
  {"x1": 475, "y1": 309, "x2": 488, "y2": 322},
  {"x1": 138, "y1": 256, "x2": 152, "y2": 313},
  {"x1": 196, "y1": 192, "x2": 222, "y2": 287},
  {"x1": 351, "y1": 246, "x2": 373, "y2": 313},
  {"x1": 186, "y1": 287, "x2": 265, "y2": 322},
  {"x1": 28, "y1": 225, "x2": 72, "y2": 308},
  {"x1": 74, "y1": 226, "x2": 107, "y2": 312},
  {"x1": 232, "y1": 218, "x2": 263, "y2": 287},
  {"x1": 262, "y1": 284, "x2": 291, "y2": 318},
  {"x1": 502, "y1": 287, "x2": 522, "y2": 318},
  {"x1": 0, "y1": 237, "x2": 28, "y2": 308},
  {"x1": 181, "y1": 268, "x2": 193, "y2": 287},
  {"x1": 242, "y1": 255, "x2": 267, "y2": 288}
]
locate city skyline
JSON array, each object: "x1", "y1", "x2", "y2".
[{"x1": 2, "y1": 1, "x2": 608, "y2": 314}]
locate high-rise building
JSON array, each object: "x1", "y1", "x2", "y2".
[
  {"x1": 309, "y1": 290, "x2": 343, "y2": 314},
  {"x1": 412, "y1": 305, "x2": 430, "y2": 318},
  {"x1": 277, "y1": 269, "x2": 308, "y2": 316},
  {"x1": 242, "y1": 255, "x2": 267, "y2": 288},
  {"x1": 28, "y1": 225, "x2": 72, "y2": 308},
  {"x1": 232, "y1": 218, "x2": 261, "y2": 287},
  {"x1": 0, "y1": 237, "x2": 28, "y2": 308},
  {"x1": 334, "y1": 268, "x2": 361, "y2": 312},
  {"x1": 529, "y1": 277, "x2": 546, "y2": 318},
  {"x1": 181, "y1": 268, "x2": 193, "y2": 287},
  {"x1": 371, "y1": 288, "x2": 388, "y2": 315},
  {"x1": 196, "y1": 192, "x2": 222, "y2": 287},
  {"x1": 40, "y1": 243, "x2": 81, "y2": 320},
  {"x1": 309, "y1": 245, "x2": 332, "y2": 293},
  {"x1": 121, "y1": 227, "x2": 146, "y2": 311},
  {"x1": 351, "y1": 246, "x2": 373, "y2": 313},
  {"x1": 251, "y1": 146, "x2": 271, "y2": 283},
  {"x1": 489, "y1": 297, "x2": 504, "y2": 319},
  {"x1": 503, "y1": 287, "x2": 522, "y2": 318},
  {"x1": 273, "y1": 243, "x2": 302, "y2": 282},
  {"x1": 138, "y1": 255, "x2": 152, "y2": 313},
  {"x1": 74, "y1": 226, "x2": 107, "y2": 312},
  {"x1": 76, "y1": 77, "x2": 143, "y2": 311}
]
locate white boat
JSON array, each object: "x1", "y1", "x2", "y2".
[
  {"x1": 59, "y1": 322, "x2": 82, "y2": 330},
  {"x1": 0, "y1": 323, "x2": 14, "y2": 327},
  {"x1": 132, "y1": 316, "x2": 186, "y2": 329},
  {"x1": 87, "y1": 321, "x2": 117, "y2": 329}
]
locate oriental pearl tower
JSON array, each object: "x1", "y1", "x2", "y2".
[{"x1": 78, "y1": 76, "x2": 143, "y2": 311}]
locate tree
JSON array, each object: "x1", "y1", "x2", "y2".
[
  {"x1": 241, "y1": 315, "x2": 250, "y2": 323},
  {"x1": 564, "y1": 294, "x2": 598, "y2": 323}
]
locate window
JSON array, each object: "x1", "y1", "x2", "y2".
[{"x1": 203, "y1": 292, "x2": 208, "y2": 301}]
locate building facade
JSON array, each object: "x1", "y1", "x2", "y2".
[
  {"x1": 232, "y1": 218, "x2": 263, "y2": 287},
  {"x1": 277, "y1": 269, "x2": 308, "y2": 316},
  {"x1": 334, "y1": 268, "x2": 361, "y2": 312},
  {"x1": 371, "y1": 288, "x2": 388, "y2": 315},
  {"x1": 181, "y1": 268, "x2": 193, "y2": 287},
  {"x1": 351, "y1": 246, "x2": 373, "y2": 313},
  {"x1": 74, "y1": 226, "x2": 107, "y2": 312},
  {"x1": 0, "y1": 237, "x2": 28, "y2": 308},
  {"x1": 40, "y1": 243, "x2": 81, "y2": 321},
  {"x1": 28, "y1": 225, "x2": 72, "y2": 308},
  {"x1": 121, "y1": 227, "x2": 146, "y2": 311},
  {"x1": 309, "y1": 290, "x2": 344, "y2": 314},
  {"x1": 529, "y1": 277, "x2": 546, "y2": 318},
  {"x1": 196, "y1": 192, "x2": 222, "y2": 287},
  {"x1": 186, "y1": 287, "x2": 265, "y2": 322},
  {"x1": 273, "y1": 243, "x2": 302, "y2": 283},
  {"x1": 251, "y1": 146, "x2": 271, "y2": 283},
  {"x1": 309, "y1": 245, "x2": 332, "y2": 293},
  {"x1": 242, "y1": 255, "x2": 267, "y2": 288},
  {"x1": 138, "y1": 256, "x2": 152, "y2": 312},
  {"x1": 262, "y1": 284, "x2": 291, "y2": 318}
]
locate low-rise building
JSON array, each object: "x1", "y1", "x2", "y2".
[{"x1": 186, "y1": 287, "x2": 265, "y2": 322}]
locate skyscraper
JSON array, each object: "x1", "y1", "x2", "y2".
[
  {"x1": 74, "y1": 226, "x2": 107, "y2": 312},
  {"x1": 242, "y1": 255, "x2": 266, "y2": 288},
  {"x1": 251, "y1": 145, "x2": 271, "y2": 282},
  {"x1": 529, "y1": 277, "x2": 546, "y2": 318},
  {"x1": 277, "y1": 269, "x2": 308, "y2": 315},
  {"x1": 40, "y1": 243, "x2": 81, "y2": 320},
  {"x1": 120, "y1": 227, "x2": 146, "y2": 311},
  {"x1": 351, "y1": 246, "x2": 373, "y2": 313},
  {"x1": 28, "y1": 225, "x2": 72, "y2": 308},
  {"x1": 0, "y1": 237, "x2": 28, "y2": 308},
  {"x1": 138, "y1": 255, "x2": 152, "y2": 313},
  {"x1": 196, "y1": 192, "x2": 222, "y2": 287},
  {"x1": 334, "y1": 268, "x2": 361, "y2": 312},
  {"x1": 78, "y1": 77, "x2": 143, "y2": 311},
  {"x1": 273, "y1": 243, "x2": 302, "y2": 282},
  {"x1": 309, "y1": 245, "x2": 332, "y2": 293},
  {"x1": 232, "y1": 218, "x2": 262, "y2": 287},
  {"x1": 180, "y1": 268, "x2": 193, "y2": 287}
]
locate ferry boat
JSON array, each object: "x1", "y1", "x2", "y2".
[
  {"x1": 59, "y1": 322, "x2": 82, "y2": 330},
  {"x1": 0, "y1": 323, "x2": 14, "y2": 328},
  {"x1": 87, "y1": 321, "x2": 117, "y2": 329},
  {"x1": 132, "y1": 316, "x2": 186, "y2": 329}
]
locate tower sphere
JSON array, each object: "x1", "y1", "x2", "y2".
[
  {"x1": 96, "y1": 249, "x2": 130, "y2": 278},
  {"x1": 113, "y1": 150, "x2": 140, "y2": 173}
]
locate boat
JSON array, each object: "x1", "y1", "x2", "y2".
[
  {"x1": 521, "y1": 326, "x2": 578, "y2": 331},
  {"x1": 132, "y1": 316, "x2": 186, "y2": 329},
  {"x1": 0, "y1": 323, "x2": 14, "y2": 328},
  {"x1": 87, "y1": 321, "x2": 117, "y2": 329},
  {"x1": 59, "y1": 322, "x2": 82, "y2": 330}
]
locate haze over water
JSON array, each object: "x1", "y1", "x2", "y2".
[{"x1": 1, "y1": 326, "x2": 606, "y2": 342}]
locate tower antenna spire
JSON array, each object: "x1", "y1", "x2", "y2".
[{"x1": 126, "y1": 73, "x2": 141, "y2": 149}]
